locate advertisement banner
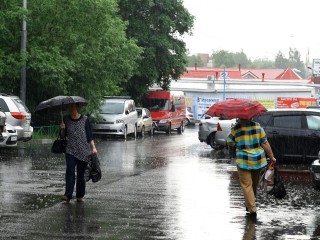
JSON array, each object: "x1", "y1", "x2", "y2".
[{"x1": 277, "y1": 97, "x2": 317, "y2": 108}]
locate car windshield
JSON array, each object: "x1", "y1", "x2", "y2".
[
  {"x1": 142, "y1": 98, "x2": 168, "y2": 111},
  {"x1": 101, "y1": 102, "x2": 124, "y2": 114}
]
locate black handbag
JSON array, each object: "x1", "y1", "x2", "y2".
[
  {"x1": 51, "y1": 136, "x2": 67, "y2": 154},
  {"x1": 84, "y1": 154, "x2": 101, "y2": 182},
  {"x1": 269, "y1": 166, "x2": 286, "y2": 199}
]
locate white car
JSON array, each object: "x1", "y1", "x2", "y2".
[
  {"x1": 215, "y1": 118, "x2": 237, "y2": 147},
  {"x1": 92, "y1": 97, "x2": 138, "y2": 139},
  {"x1": 0, "y1": 123, "x2": 18, "y2": 147},
  {"x1": 185, "y1": 107, "x2": 195, "y2": 126},
  {"x1": 198, "y1": 114, "x2": 222, "y2": 149},
  {"x1": 0, "y1": 110, "x2": 18, "y2": 147},
  {"x1": 0, "y1": 94, "x2": 33, "y2": 142},
  {"x1": 136, "y1": 108, "x2": 154, "y2": 137}
]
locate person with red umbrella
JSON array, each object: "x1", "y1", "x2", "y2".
[{"x1": 226, "y1": 116, "x2": 276, "y2": 219}]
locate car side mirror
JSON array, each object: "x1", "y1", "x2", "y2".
[
  {"x1": 170, "y1": 105, "x2": 175, "y2": 112},
  {"x1": 125, "y1": 110, "x2": 129, "y2": 115}
]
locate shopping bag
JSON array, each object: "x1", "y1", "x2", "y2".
[
  {"x1": 269, "y1": 166, "x2": 286, "y2": 199},
  {"x1": 259, "y1": 162, "x2": 274, "y2": 193}
]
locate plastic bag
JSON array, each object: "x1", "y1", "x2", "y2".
[{"x1": 259, "y1": 162, "x2": 275, "y2": 193}]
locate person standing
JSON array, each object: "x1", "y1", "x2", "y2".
[
  {"x1": 226, "y1": 119, "x2": 276, "y2": 218},
  {"x1": 60, "y1": 103, "x2": 97, "y2": 202}
]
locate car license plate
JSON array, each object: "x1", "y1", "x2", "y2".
[
  {"x1": 315, "y1": 173, "x2": 320, "y2": 179},
  {"x1": 11, "y1": 136, "x2": 17, "y2": 141}
]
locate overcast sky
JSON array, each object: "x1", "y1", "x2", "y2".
[{"x1": 182, "y1": 0, "x2": 320, "y2": 63}]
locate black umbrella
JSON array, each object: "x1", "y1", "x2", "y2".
[{"x1": 35, "y1": 95, "x2": 88, "y2": 113}]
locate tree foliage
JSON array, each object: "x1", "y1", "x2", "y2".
[
  {"x1": 0, "y1": 0, "x2": 141, "y2": 114},
  {"x1": 186, "y1": 55, "x2": 204, "y2": 67},
  {"x1": 119, "y1": 0, "x2": 194, "y2": 101},
  {"x1": 212, "y1": 50, "x2": 250, "y2": 68},
  {"x1": 275, "y1": 48, "x2": 305, "y2": 77}
]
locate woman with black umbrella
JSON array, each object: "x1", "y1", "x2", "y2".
[{"x1": 60, "y1": 103, "x2": 97, "y2": 202}]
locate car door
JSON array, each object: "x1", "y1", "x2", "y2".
[
  {"x1": 265, "y1": 112, "x2": 305, "y2": 163},
  {"x1": 304, "y1": 111, "x2": 320, "y2": 162},
  {"x1": 143, "y1": 108, "x2": 152, "y2": 131}
]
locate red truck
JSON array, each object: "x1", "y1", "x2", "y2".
[{"x1": 142, "y1": 90, "x2": 186, "y2": 134}]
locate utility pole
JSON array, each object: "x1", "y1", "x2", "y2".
[{"x1": 20, "y1": 0, "x2": 27, "y2": 103}]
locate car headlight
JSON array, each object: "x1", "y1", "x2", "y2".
[
  {"x1": 116, "y1": 119, "x2": 124, "y2": 124},
  {"x1": 159, "y1": 119, "x2": 167, "y2": 124}
]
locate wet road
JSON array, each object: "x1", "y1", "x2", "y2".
[{"x1": 1, "y1": 127, "x2": 320, "y2": 239}]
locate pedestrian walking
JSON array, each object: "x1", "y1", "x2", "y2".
[
  {"x1": 226, "y1": 119, "x2": 276, "y2": 218},
  {"x1": 60, "y1": 103, "x2": 97, "y2": 202}
]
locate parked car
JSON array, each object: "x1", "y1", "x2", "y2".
[
  {"x1": 136, "y1": 107, "x2": 154, "y2": 137},
  {"x1": 185, "y1": 107, "x2": 195, "y2": 126},
  {"x1": 198, "y1": 114, "x2": 232, "y2": 150},
  {"x1": 310, "y1": 151, "x2": 320, "y2": 189},
  {"x1": 91, "y1": 97, "x2": 138, "y2": 139},
  {"x1": 253, "y1": 108, "x2": 320, "y2": 164},
  {"x1": 214, "y1": 118, "x2": 237, "y2": 147},
  {"x1": 0, "y1": 123, "x2": 18, "y2": 147},
  {"x1": 0, "y1": 109, "x2": 18, "y2": 147},
  {"x1": 0, "y1": 93, "x2": 33, "y2": 142}
]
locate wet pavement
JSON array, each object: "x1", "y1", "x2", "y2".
[{"x1": 1, "y1": 127, "x2": 320, "y2": 239}]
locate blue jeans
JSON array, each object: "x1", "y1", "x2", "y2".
[{"x1": 64, "y1": 153, "x2": 88, "y2": 199}]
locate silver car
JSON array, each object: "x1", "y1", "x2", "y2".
[
  {"x1": 198, "y1": 114, "x2": 223, "y2": 149},
  {"x1": 92, "y1": 97, "x2": 138, "y2": 139},
  {"x1": 136, "y1": 108, "x2": 154, "y2": 137},
  {"x1": 186, "y1": 107, "x2": 195, "y2": 126},
  {"x1": 0, "y1": 94, "x2": 33, "y2": 141},
  {"x1": 214, "y1": 118, "x2": 237, "y2": 147},
  {"x1": 0, "y1": 110, "x2": 18, "y2": 147}
]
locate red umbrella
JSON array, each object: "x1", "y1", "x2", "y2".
[{"x1": 206, "y1": 99, "x2": 267, "y2": 120}]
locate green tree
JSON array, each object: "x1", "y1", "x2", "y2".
[
  {"x1": 274, "y1": 50, "x2": 289, "y2": 69},
  {"x1": 212, "y1": 50, "x2": 235, "y2": 68},
  {"x1": 250, "y1": 58, "x2": 275, "y2": 68},
  {"x1": 0, "y1": 1, "x2": 26, "y2": 93},
  {"x1": 119, "y1": 0, "x2": 194, "y2": 101},
  {"x1": 186, "y1": 55, "x2": 204, "y2": 67},
  {"x1": 0, "y1": 0, "x2": 141, "y2": 114},
  {"x1": 212, "y1": 50, "x2": 250, "y2": 68}
]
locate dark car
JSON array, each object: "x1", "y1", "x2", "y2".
[{"x1": 253, "y1": 108, "x2": 320, "y2": 164}]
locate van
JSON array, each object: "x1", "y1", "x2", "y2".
[
  {"x1": 142, "y1": 90, "x2": 186, "y2": 134},
  {"x1": 91, "y1": 97, "x2": 138, "y2": 139}
]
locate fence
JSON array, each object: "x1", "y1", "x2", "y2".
[{"x1": 33, "y1": 125, "x2": 60, "y2": 139}]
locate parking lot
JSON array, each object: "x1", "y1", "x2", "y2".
[{"x1": 0, "y1": 127, "x2": 320, "y2": 239}]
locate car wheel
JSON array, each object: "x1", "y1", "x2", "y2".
[
  {"x1": 123, "y1": 126, "x2": 127, "y2": 140},
  {"x1": 149, "y1": 125, "x2": 154, "y2": 136},
  {"x1": 177, "y1": 122, "x2": 183, "y2": 134},
  {"x1": 140, "y1": 126, "x2": 145, "y2": 138},
  {"x1": 185, "y1": 119, "x2": 190, "y2": 126},
  {"x1": 208, "y1": 132, "x2": 224, "y2": 150},
  {"x1": 166, "y1": 124, "x2": 171, "y2": 135},
  {"x1": 133, "y1": 125, "x2": 137, "y2": 139}
]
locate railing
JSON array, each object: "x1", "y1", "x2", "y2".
[{"x1": 33, "y1": 125, "x2": 60, "y2": 139}]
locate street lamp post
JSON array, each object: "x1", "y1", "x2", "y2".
[{"x1": 20, "y1": 0, "x2": 27, "y2": 103}]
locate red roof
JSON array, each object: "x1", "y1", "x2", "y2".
[
  {"x1": 275, "y1": 68, "x2": 302, "y2": 80},
  {"x1": 182, "y1": 67, "x2": 242, "y2": 79},
  {"x1": 182, "y1": 67, "x2": 303, "y2": 81}
]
